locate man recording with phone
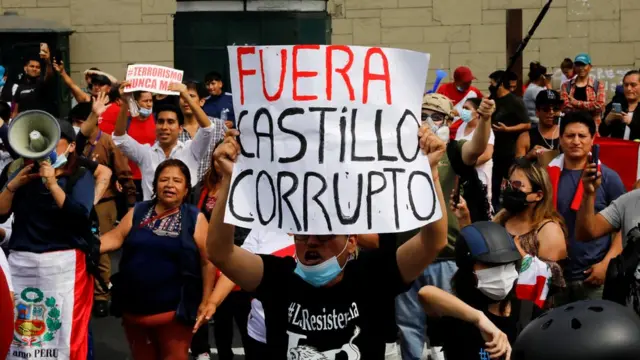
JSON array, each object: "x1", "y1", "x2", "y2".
[
  {"x1": 547, "y1": 111, "x2": 626, "y2": 305},
  {"x1": 11, "y1": 43, "x2": 57, "y2": 118},
  {"x1": 599, "y1": 70, "x2": 640, "y2": 141},
  {"x1": 575, "y1": 154, "x2": 640, "y2": 316}
]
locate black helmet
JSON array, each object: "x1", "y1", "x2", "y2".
[
  {"x1": 455, "y1": 221, "x2": 521, "y2": 267},
  {"x1": 513, "y1": 300, "x2": 640, "y2": 360}
]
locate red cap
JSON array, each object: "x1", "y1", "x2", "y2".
[{"x1": 453, "y1": 66, "x2": 476, "y2": 83}]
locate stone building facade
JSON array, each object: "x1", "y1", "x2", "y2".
[
  {"x1": 2, "y1": 0, "x2": 639, "y2": 95},
  {"x1": 0, "y1": 0, "x2": 175, "y2": 85},
  {"x1": 329, "y1": 0, "x2": 640, "y2": 94}
]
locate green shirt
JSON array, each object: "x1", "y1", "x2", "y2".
[{"x1": 392, "y1": 140, "x2": 465, "y2": 260}]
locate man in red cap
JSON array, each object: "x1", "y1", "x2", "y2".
[
  {"x1": 438, "y1": 66, "x2": 485, "y2": 140},
  {"x1": 437, "y1": 66, "x2": 484, "y2": 107}
]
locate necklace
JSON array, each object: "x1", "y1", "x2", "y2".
[{"x1": 538, "y1": 126, "x2": 558, "y2": 150}]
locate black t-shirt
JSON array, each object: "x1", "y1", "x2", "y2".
[
  {"x1": 256, "y1": 248, "x2": 408, "y2": 359},
  {"x1": 492, "y1": 93, "x2": 529, "y2": 164},
  {"x1": 13, "y1": 79, "x2": 58, "y2": 117},
  {"x1": 573, "y1": 86, "x2": 587, "y2": 101},
  {"x1": 438, "y1": 310, "x2": 517, "y2": 360}
]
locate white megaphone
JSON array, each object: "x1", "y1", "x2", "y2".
[{"x1": 8, "y1": 110, "x2": 61, "y2": 162}]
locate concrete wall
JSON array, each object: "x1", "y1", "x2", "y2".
[
  {"x1": 0, "y1": 0, "x2": 176, "y2": 85},
  {"x1": 328, "y1": 0, "x2": 640, "y2": 95},
  {"x1": 4, "y1": 0, "x2": 640, "y2": 96}
]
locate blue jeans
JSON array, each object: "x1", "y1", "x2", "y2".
[
  {"x1": 396, "y1": 260, "x2": 458, "y2": 360},
  {"x1": 87, "y1": 326, "x2": 94, "y2": 360}
]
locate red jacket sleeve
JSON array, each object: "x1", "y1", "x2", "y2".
[{"x1": 0, "y1": 269, "x2": 13, "y2": 357}]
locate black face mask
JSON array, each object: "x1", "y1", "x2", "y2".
[{"x1": 501, "y1": 187, "x2": 531, "y2": 214}]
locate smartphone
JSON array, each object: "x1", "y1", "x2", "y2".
[
  {"x1": 452, "y1": 176, "x2": 461, "y2": 206},
  {"x1": 612, "y1": 103, "x2": 622, "y2": 113},
  {"x1": 591, "y1": 144, "x2": 600, "y2": 165}
]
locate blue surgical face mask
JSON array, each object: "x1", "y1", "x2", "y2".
[
  {"x1": 139, "y1": 107, "x2": 153, "y2": 118},
  {"x1": 456, "y1": 85, "x2": 465, "y2": 92},
  {"x1": 294, "y1": 239, "x2": 350, "y2": 287},
  {"x1": 460, "y1": 108, "x2": 473, "y2": 123},
  {"x1": 52, "y1": 145, "x2": 71, "y2": 169}
]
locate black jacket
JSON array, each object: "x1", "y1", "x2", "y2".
[{"x1": 599, "y1": 96, "x2": 640, "y2": 140}]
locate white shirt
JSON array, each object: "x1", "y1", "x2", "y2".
[
  {"x1": 455, "y1": 122, "x2": 495, "y2": 209},
  {"x1": 241, "y1": 229, "x2": 295, "y2": 343},
  {"x1": 113, "y1": 123, "x2": 216, "y2": 200},
  {"x1": 0, "y1": 249, "x2": 12, "y2": 292}
]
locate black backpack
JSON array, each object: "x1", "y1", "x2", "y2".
[{"x1": 603, "y1": 225, "x2": 640, "y2": 307}]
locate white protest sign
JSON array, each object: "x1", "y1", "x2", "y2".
[
  {"x1": 225, "y1": 45, "x2": 441, "y2": 234},
  {"x1": 124, "y1": 64, "x2": 184, "y2": 95}
]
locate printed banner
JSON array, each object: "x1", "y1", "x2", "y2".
[
  {"x1": 124, "y1": 64, "x2": 184, "y2": 95},
  {"x1": 224, "y1": 45, "x2": 441, "y2": 234},
  {"x1": 7, "y1": 250, "x2": 92, "y2": 360}
]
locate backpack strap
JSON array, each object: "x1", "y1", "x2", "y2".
[{"x1": 126, "y1": 115, "x2": 133, "y2": 132}]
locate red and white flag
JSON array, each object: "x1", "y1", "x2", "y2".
[
  {"x1": 594, "y1": 137, "x2": 640, "y2": 191},
  {"x1": 516, "y1": 255, "x2": 551, "y2": 308},
  {"x1": 7, "y1": 250, "x2": 93, "y2": 360}
]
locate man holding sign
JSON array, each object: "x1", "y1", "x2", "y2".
[
  {"x1": 109, "y1": 82, "x2": 222, "y2": 200},
  {"x1": 207, "y1": 45, "x2": 448, "y2": 359}
]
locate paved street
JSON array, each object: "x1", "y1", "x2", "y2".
[{"x1": 92, "y1": 251, "x2": 245, "y2": 360}]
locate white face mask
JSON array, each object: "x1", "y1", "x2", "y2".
[
  {"x1": 475, "y1": 263, "x2": 518, "y2": 301},
  {"x1": 73, "y1": 126, "x2": 81, "y2": 135}
]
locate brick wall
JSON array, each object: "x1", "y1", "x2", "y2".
[
  {"x1": 0, "y1": 0, "x2": 176, "y2": 85},
  {"x1": 329, "y1": 0, "x2": 640, "y2": 93}
]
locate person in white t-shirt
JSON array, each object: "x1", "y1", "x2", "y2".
[
  {"x1": 456, "y1": 97, "x2": 495, "y2": 212},
  {"x1": 199, "y1": 230, "x2": 295, "y2": 360}
]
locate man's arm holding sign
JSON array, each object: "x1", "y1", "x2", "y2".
[
  {"x1": 112, "y1": 82, "x2": 149, "y2": 165},
  {"x1": 395, "y1": 125, "x2": 448, "y2": 284},
  {"x1": 207, "y1": 129, "x2": 264, "y2": 292},
  {"x1": 207, "y1": 124, "x2": 448, "y2": 290},
  {"x1": 461, "y1": 98, "x2": 496, "y2": 166},
  {"x1": 167, "y1": 83, "x2": 217, "y2": 161}
]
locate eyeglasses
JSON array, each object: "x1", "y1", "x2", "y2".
[
  {"x1": 422, "y1": 112, "x2": 445, "y2": 122},
  {"x1": 293, "y1": 235, "x2": 337, "y2": 244}
]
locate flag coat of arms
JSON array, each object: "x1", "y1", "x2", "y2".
[{"x1": 7, "y1": 250, "x2": 93, "y2": 360}]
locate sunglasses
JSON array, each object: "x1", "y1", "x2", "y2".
[
  {"x1": 422, "y1": 112, "x2": 445, "y2": 122},
  {"x1": 538, "y1": 106, "x2": 561, "y2": 113},
  {"x1": 502, "y1": 180, "x2": 526, "y2": 191},
  {"x1": 293, "y1": 235, "x2": 337, "y2": 244}
]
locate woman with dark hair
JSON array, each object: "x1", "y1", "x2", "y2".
[
  {"x1": 419, "y1": 221, "x2": 519, "y2": 360},
  {"x1": 100, "y1": 159, "x2": 215, "y2": 360},
  {"x1": 524, "y1": 62, "x2": 551, "y2": 123},
  {"x1": 560, "y1": 58, "x2": 575, "y2": 83},
  {"x1": 455, "y1": 158, "x2": 568, "y2": 309},
  {"x1": 0, "y1": 119, "x2": 96, "y2": 360},
  {"x1": 189, "y1": 143, "x2": 252, "y2": 360}
]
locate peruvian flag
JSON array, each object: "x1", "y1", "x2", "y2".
[
  {"x1": 7, "y1": 250, "x2": 93, "y2": 360},
  {"x1": 594, "y1": 137, "x2": 640, "y2": 191},
  {"x1": 516, "y1": 255, "x2": 552, "y2": 308}
]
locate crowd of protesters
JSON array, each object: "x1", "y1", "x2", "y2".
[{"x1": 0, "y1": 42, "x2": 639, "y2": 360}]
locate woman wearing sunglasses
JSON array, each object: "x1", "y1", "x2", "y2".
[{"x1": 453, "y1": 158, "x2": 567, "y2": 309}]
